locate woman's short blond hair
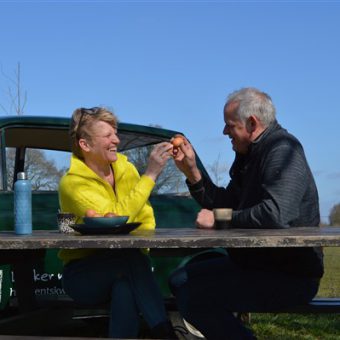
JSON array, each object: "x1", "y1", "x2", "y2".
[{"x1": 69, "y1": 107, "x2": 118, "y2": 159}]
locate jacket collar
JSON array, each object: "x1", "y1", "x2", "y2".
[
  {"x1": 248, "y1": 120, "x2": 280, "y2": 155},
  {"x1": 68, "y1": 153, "x2": 128, "y2": 182}
]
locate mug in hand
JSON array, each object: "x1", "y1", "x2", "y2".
[
  {"x1": 57, "y1": 212, "x2": 76, "y2": 234},
  {"x1": 213, "y1": 208, "x2": 233, "y2": 229}
]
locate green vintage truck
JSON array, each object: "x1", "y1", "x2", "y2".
[{"x1": 0, "y1": 115, "x2": 208, "y2": 315}]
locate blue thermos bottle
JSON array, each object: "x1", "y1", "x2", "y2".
[{"x1": 14, "y1": 172, "x2": 32, "y2": 235}]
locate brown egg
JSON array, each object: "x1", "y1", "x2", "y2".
[
  {"x1": 93, "y1": 213, "x2": 103, "y2": 217},
  {"x1": 104, "y1": 212, "x2": 117, "y2": 218},
  {"x1": 85, "y1": 209, "x2": 97, "y2": 217},
  {"x1": 172, "y1": 136, "x2": 184, "y2": 147}
]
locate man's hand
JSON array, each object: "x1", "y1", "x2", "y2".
[
  {"x1": 171, "y1": 135, "x2": 202, "y2": 184},
  {"x1": 196, "y1": 209, "x2": 215, "y2": 229}
]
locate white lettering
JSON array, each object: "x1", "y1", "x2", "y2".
[
  {"x1": 33, "y1": 269, "x2": 40, "y2": 281},
  {"x1": 10, "y1": 270, "x2": 62, "y2": 282},
  {"x1": 40, "y1": 273, "x2": 49, "y2": 282},
  {"x1": 35, "y1": 287, "x2": 66, "y2": 295}
]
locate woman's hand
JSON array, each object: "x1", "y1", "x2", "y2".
[
  {"x1": 171, "y1": 135, "x2": 202, "y2": 184},
  {"x1": 196, "y1": 209, "x2": 215, "y2": 229},
  {"x1": 145, "y1": 142, "x2": 173, "y2": 182}
]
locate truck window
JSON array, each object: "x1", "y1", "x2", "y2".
[
  {"x1": 121, "y1": 146, "x2": 188, "y2": 195},
  {"x1": 23, "y1": 149, "x2": 70, "y2": 191}
]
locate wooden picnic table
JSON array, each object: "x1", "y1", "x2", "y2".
[
  {"x1": 0, "y1": 226, "x2": 340, "y2": 250},
  {"x1": 1, "y1": 226, "x2": 340, "y2": 337}
]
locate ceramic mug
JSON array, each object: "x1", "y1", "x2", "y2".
[{"x1": 57, "y1": 212, "x2": 76, "y2": 234}]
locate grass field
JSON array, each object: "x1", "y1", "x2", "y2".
[{"x1": 250, "y1": 247, "x2": 340, "y2": 339}]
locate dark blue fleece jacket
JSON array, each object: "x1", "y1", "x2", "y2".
[{"x1": 188, "y1": 122, "x2": 323, "y2": 278}]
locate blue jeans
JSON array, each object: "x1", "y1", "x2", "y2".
[
  {"x1": 169, "y1": 253, "x2": 320, "y2": 340},
  {"x1": 62, "y1": 249, "x2": 167, "y2": 338}
]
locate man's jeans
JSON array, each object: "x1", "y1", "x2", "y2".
[
  {"x1": 63, "y1": 249, "x2": 167, "y2": 338},
  {"x1": 169, "y1": 253, "x2": 320, "y2": 340}
]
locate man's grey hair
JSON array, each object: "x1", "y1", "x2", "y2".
[{"x1": 226, "y1": 87, "x2": 276, "y2": 126}]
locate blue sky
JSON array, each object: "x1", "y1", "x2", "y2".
[{"x1": 0, "y1": 0, "x2": 339, "y2": 223}]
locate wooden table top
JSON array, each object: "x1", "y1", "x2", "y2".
[{"x1": 0, "y1": 227, "x2": 340, "y2": 249}]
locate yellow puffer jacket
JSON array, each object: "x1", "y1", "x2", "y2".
[{"x1": 58, "y1": 153, "x2": 156, "y2": 264}]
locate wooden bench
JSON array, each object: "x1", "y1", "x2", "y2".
[
  {"x1": 272, "y1": 297, "x2": 340, "y2": 314},
  {"x1": 164, "y1": 296, "x2": 340, "y2": 314}
]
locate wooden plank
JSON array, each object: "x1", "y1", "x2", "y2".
[
  {"x1": 0, "y1": 227, "x2": 340, "y2": 249},
  {"x1": 0, "y1": 337, "x2": 102, "y2": 340},
  {"x1": 237, "y1": 298, "x2": 340, "y2": 314}
]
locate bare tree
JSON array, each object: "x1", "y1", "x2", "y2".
[
  {"x1": 329, "y1": 204, "x2": 340, "y2": 226},
  {"x1": 207, "y1": 153, "x2": 228, "y2": 187},
  {"x1": 122, "y1": 145, "x2": 187, "y2": 194},
  {"x1": 1, "y1": 64, "x2": 67, "y2": 191},
  {"x1": 6, "y1": 148, "x2": 66, "y2": 190},
  {"x1": 0, "y1": 62, "x2": 27, "y2": 115}
]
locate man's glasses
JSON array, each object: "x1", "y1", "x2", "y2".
[{"x1": 76, "y1": 107, "x2": 101, "y2": 137}]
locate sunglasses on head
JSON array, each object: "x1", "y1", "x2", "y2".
[{"x1": 76, "y1": 107, "x2": 101, "y2": 137}]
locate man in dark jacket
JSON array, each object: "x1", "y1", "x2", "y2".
[{"x1": 169, "y1": 87, "x2": 323, "y2": 340}]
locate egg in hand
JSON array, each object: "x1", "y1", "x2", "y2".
[{"x1": 171, "y1": 136, "x2": 184, "y2": 156}]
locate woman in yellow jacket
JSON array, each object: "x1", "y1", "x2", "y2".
[{"x1": 58, "y1": 107, "x2": 177, "y2": 339}]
